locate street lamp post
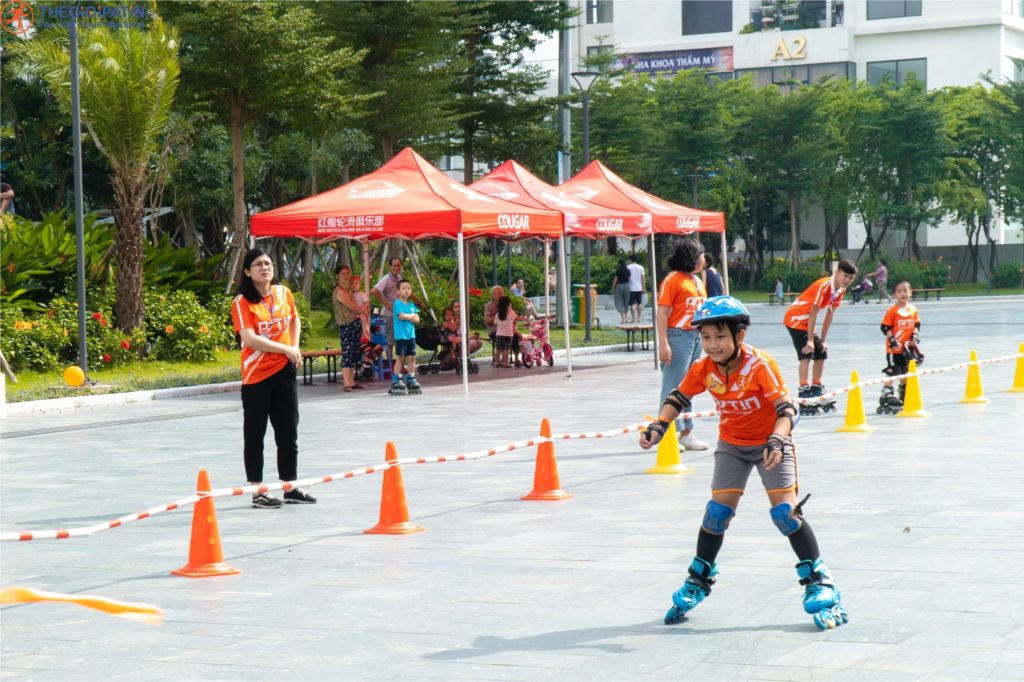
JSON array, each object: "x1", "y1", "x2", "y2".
[{"x1": 572, "y1": 70, "x2": 600, "y2": 342}]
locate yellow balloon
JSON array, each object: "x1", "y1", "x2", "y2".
[{"x1": 63, "y1": 365, "x2": 85, "y2": 387}]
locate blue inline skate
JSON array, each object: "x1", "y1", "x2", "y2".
[
  {"x1": 796, "y1": 558, "x2": 848, "y2": 630},
  {"x1": 664, "y1": 557, "x2": 717, "y2": 625},
  {"x1": 387, "y1": 375, "x2": 407, "y2": 396},
  {"x1": 404, "y1": 373, "x2": 422, "y2": 395}
]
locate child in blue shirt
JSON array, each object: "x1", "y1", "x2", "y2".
[{"x1": 391, "y1": 280, "x2": 422, "y2": 395}]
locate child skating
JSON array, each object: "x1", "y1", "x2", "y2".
[
  {"x1": 390, "y1": 279, "x2": 422, "y2": 396},
  {"x1": 877, "y1": 281, "x2": 924, "y2": 414},
  {"x1": 640, "y1": 296, "x2": 848, "y2": 630},
  {"x1": 782, "y1": 260, "x2": 857, "y2": 415}
]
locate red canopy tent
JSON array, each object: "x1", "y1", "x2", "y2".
[
  {"x1": 250, "y1": 147, "x2": 562, "y2": 242},
  {"x1": 470, "y1": 161, "x2": 653, "y2": 373},
  {"x1": 561, "y1": 161, "x2": 729, "y2": 368},
  {"x1": 249, "y1": 148, "x2": 564, "y2": 390}
]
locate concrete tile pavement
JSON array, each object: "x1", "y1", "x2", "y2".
[{"x1": 1, "y1": 298, "x2": 1022, "y2": 680}]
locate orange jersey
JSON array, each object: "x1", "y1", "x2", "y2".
[
  {"x1": 231, "y1": 285, "x2": 299, "y2": 385},
  {"x1": 657, "y1": 271, "x2": 706, "y2": 330},
  {"x1": 783, "y1": 276, "x2": 847, "y2": 330},
  {"x1": 679, "y1": 344, "x2": 788, "y2": 446},
  {"x1": 881, "y1": 303, "x2": 920, "y2": 354}
]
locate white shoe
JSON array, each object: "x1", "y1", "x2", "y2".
[{"x1": 680, "y1": 435, "x2": 710, "y2": 451}]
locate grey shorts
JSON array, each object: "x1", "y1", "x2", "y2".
[{"x1": 710, "y1": 439, "x2": 798, "y2": 495}]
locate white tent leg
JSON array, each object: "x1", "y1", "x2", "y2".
[
  {"x1": 543, "y1": 239, "x2": 551, "y2": 342},
  {"x1": 559, "y1": 234, "x2": 573, "y2": 378},
  {"x1": 649, "y1": 234, "x2": 659, "y2": 370},
  {"x1": 719, "y1": 231, "x2": 730, "y2": 295},
  {"x1": 457, "y1": 234, "x2": 470, "y2": 393}
]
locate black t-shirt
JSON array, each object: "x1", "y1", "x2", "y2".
[{"x1": 615, "y1": 264, "x2": 631, "y2": 284}]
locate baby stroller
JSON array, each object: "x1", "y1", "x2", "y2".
[
  {"x1": 849, "y1": 276, "x2": 873, "y2": 303},
  {"x1": 416, "y1": 326, "x2": 480, "y2": 375},
  {"x1": 520, "y1": 319, "x2": 554, "y2": 368},
  {"x1": 356, "y1": 314, "x2": 387, "y2": 381}
]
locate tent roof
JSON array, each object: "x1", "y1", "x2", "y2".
[
  {"x1": 560, "y1": 160, "x2": 725, "y2": 234},
  {"x1": 471, "y1": 160, "x2": 651, "y2": 237},
  {"x1": 250, "y1": 148, "x2": 562, "y2": 241}
]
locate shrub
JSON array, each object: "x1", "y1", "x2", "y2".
[
  {"x1": 991, "y1": 261, "x2": 1024, "y2": 288},
  {"x1": 144, "y1": 290, "x2": 234, "y2": 362},
  {"x1": 756, "y1": 259, "x2": 826, "y2": 293}
]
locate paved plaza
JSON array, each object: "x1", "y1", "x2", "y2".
[{"x1": 1, "y1": 297, "x2": 1023, "y2": 681}]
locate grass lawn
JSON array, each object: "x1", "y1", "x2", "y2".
[
  {"x1": 4, "y1": 311, "x2": 640, "y2": 403},
  {"x1": 728, "y1": 283, "x2": 1022, "y2": 304}
]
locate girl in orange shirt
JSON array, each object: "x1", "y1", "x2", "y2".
[
  {"x1": 641, "y1": 296, "x2": 847, "y2": 630},
  {"x1": 231, "y1": 248, "x2": 316, "y2": 509},
  {"x1": 656, "y1": 239, "x2": 709, "y2": 452}
]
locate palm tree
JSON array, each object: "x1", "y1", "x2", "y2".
[{"x1": 10, "y1": 11, "x2": 180, "y2": 331}]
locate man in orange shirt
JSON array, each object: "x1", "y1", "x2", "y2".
[
  {"x1": 782, "y1": 259, "x2": 857, "y2": 412},
  {"x1": 641, "y1": 296, "x2": 847, "y2": 630}
]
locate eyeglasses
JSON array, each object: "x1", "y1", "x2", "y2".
[{"x1": 251, "y1": 260, "x2": 274, "y2": 270}]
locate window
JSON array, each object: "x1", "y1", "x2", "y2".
[
  {"x1": 682, "y1": 0, "x2": 732, "y2": 35},
  {"x1": 773, "y1": 65, "x2": 809, "y2": 84},
  {"x1": 586, "y1": 0, "x2": 613, "y2": 24},
  {"x1": 866, "y1": 0, "x2": 922, "y2": 20},
  {"x1": 587, "y1": 45, "x2": 613, "y2": 60},
  {"x1": 867, "y1": 58, "x2": 926, "y2": 87}
]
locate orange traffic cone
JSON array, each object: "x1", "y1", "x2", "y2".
[
  {"x1": 364, "y1": 443, "x2": 424, "y2": 534},
  {"x1": 171, "y1": 470, "x2": 240, "y2": 578},
  {"x1": 521, "y1": 418, "x2": 573, "y2": 501}
]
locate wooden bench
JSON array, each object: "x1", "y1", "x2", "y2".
[
  {"x1": 767, "y1": 292, "x2": 799, "y2": 306},
  {"x1": 913, "y1": 287, "x2": 945, "y2": 301},
  {"x1": 301, "y1": 348, "x2": 341, "y2": 386},
  {"x1": 617, "y1": 324, "x2": 653, "y2": 351}
]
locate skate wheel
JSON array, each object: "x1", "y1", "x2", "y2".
[
  {"x1": 876, "y1": 406, "x2": 884, "y2": 415},
  {"x1": 664, "y1": 605, "x2": 687, "y2": 625}
]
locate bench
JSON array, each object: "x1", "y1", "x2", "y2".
[
  {"x1": 913, "y1": 287, "x2": 945, "y2": 301},
  {"x1": 301, "y1": 348, "x2": 341, "y2": 386},
  {"x1": 617, "y1": 324, "x2": 653, "y2": 351},
  {"x1": 767, "y1": 292, "x2": 799, "y2": 306}
]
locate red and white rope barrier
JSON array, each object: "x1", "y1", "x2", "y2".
[{"x1": 3, "y1": 351, "x2": 1020, "y2": 542}]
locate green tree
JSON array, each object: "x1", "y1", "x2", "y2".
[
  {"x1": 162, "y1": 0, "x2": 363, "y2": 278},
  {"x1": 10, "y1": 7, "x2": 180, "y2": 331},
  {"x1": 451, "y1": 1, "x2": 571, "y2": 183}
]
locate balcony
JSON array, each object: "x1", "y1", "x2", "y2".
[{"x1": 743, "y1": 0, "x2": 839, "y2": 33}]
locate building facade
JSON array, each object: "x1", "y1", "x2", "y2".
[{"x1": 561, "y1": 0, "x2": 1024, "y2": 249}]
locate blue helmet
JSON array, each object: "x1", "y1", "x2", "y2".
[{"x1": 692, "y1": 296, "x2": 751, "y2": 327}]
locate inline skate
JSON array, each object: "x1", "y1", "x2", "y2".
[{"x1": 876, "y1": 385, "x2": 903, "y2": 415}]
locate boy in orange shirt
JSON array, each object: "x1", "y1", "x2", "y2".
[
  {"x1": 641, "y1": 296, "x2": 847, "y2": 630},
  {"x1": 783, "y1": 259, "x2": 857, "y2": 414},
  {"x1": 877, "y1": 281, "x2": 924, "y2": 414}
]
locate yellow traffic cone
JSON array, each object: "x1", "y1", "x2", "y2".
[
  {"x1": 960, "y1": 350, "x2": 990, "y2": 404},
  {"x1": 644, "y1": 416, "x2": 694, "y2": 475},
  {"x1": 897, "y1": 359, "x2": 930, "y2": 418},
  {"x1": 836, "y1": 370, "x2": 876, "y2": 433},
  {"x1": 1009, "y1": 343, "x2": 1024, "y2": 393}
]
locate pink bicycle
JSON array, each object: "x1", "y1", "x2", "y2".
[{"x1": 520, "y1": 319, "x2": 554, "y2": 368}]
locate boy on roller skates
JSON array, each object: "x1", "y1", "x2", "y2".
[
  {"x1": 390, "y1": 280, "x2": 422, "y2": 396},
  {"x1": 640, "y1": 296, "x2": 848, "y2": 630},
  {"x1": 877, "y1": 281, "x2": 923, "y2": 414},
  {"x1": 783, "y1": 260, "x2": 857, "y2": 415}
]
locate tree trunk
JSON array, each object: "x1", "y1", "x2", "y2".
[
  {"x1": 229, "y1": 96, "x2": 247, "y2": 286},
  {"x1": 787, "y1": 191, "x2": 800, "y2": 266},
  {"x1": 111, "y1": 171, "x2": 147, "y2": 332}
]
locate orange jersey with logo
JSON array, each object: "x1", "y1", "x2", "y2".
[
  {"x1": 231, "y1": 285, "x2": 298, "y2": 385},
  {"x1": 881, "y1": 303, "x2": 920, "y2": 354},
  {"x1": 657, "y1": 271, "x2": 706, "y2": 330},
  {"x1": 783, "y1": 276, "x2": 846, "y2": 331},
  {"x1": 679, "y1": 344, "x2": 788, "y2": 446}
]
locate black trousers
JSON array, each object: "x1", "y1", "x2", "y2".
[{"x1": 241, "y1": 363, "x2": 299, "y2": 483}]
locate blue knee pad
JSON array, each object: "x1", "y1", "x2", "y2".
[
  {"x1": 701, "y1": 500, "x2": 735, "y2": 535},
  {"x1": 770, "y1": 502, "x2": 803, "y2": 536}
]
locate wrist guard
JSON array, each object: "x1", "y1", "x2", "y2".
[
  {"x1": 910, "y1": 332, "x2": 920, "y2": 345},
  {"x1": 766, "y1": 433, "x2": 791, "y2": 456},
  {"x1": 888, "y1": 336, "x2": 900, "y2": 351},
  {"x1": 644, "y1": 419, "x2": 668, "y2": 446},
  {"x1": 662, "y1": 389, "x2": 691, "y2": 414}
]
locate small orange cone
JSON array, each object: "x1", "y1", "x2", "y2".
[
  {"x1": 364, "y1": 443, "x2": 424, "y2": 534},
  {"x1": 171, "y1": 470, "x2": 240, "y2": 578},
  {"x1": 521, "y1": 418, "x2": 573, "y2": 501}
]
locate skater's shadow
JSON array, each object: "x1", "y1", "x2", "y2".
[{"x1": 424, "y1": 620, "x2": 813, "y2": 661}]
